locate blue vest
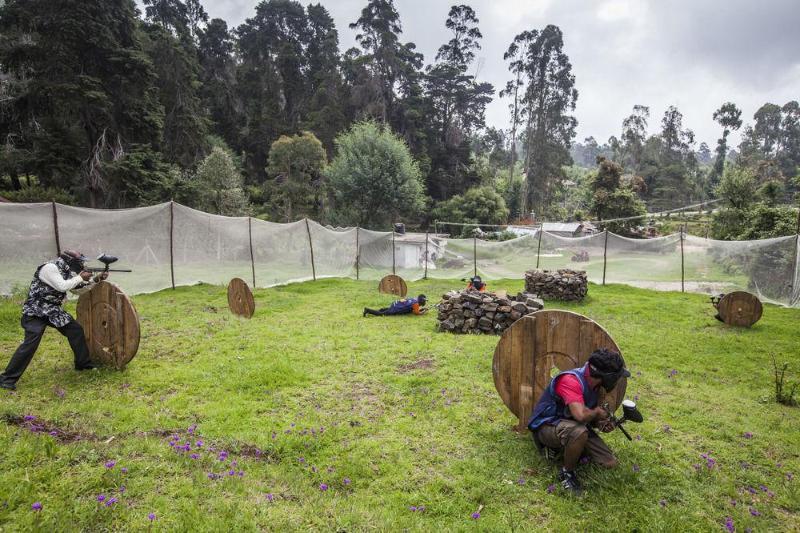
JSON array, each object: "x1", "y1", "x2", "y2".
[
  {"x1": 527, "y1": 364, "x2": 598, "y2": 431},
  {"x1": 388, "y1": 297, "x2": 418, "y2": 314}
]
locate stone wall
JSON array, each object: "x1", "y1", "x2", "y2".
[
  {"x1": 436, "y1": 290, "x2": 544, "y2": 334},
  {"x1": 524, "y1": 269, "x2": 588, "y2": 301}
]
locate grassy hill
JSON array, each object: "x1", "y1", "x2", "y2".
[{"x1": 0, "y1": 279, "x2": 798, "y2": 531}]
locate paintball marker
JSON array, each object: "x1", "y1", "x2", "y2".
[
  {"x1": 85, "y1": 254, "x2": 132, "y2": 274},
  {"x1": 602, "y1": 399, "x2": 644, "y2": 441}
]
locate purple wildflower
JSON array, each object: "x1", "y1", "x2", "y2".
[
  {"x1": 517, "y1": 477, "x2": 526, "y2": 485},
  {"x1": 471, "y1": 512, "x2": 480, "y2": 520},
  {"x1": 121, "y1": 467, "x2": 128, "y2": 474},
  {"x1": 663, "y1": 425, "x2": 671, "y2": 433},
  {"x1": 632, "y1": 464, "x2": 640, "y2": 473},
  {"x1": 724, "y1": 517, "x2": 734, "y2": 533},
  {"x1": 418, "y1": 506, "x2": 426, "y2": 512},
  {"x1": 743, "y1": 432, "x2": 753, "y2": 439},
  {"x1": 319, "y1": 483, "x2": 328, "y2": 491},
  {"x1": 55, "y1": 388, "x2": 66, "y2": 399},
  {"x1": 188, "y1": 424, "x2": 197, "y2": 434},
  {"x1": 49, "y1": 431, "x2": 58, "y2": 437},
  {"x1": 105, "y1": 460, "x2": 116, "y2": 469},
  {"x1": 786, "y1": 472, "x2": 794, "y2": 481},
  {"x1": 105, "y1": 497, "x2": 118, "y2": 507},
  {"x1": 271, "y1": 432, "x2": 277, "y2": 440},
  {"x1": 749, "y1": 507, "x2": 760, "y2": 517},
  {"x1": 231, "y1": 460, "x2": 237, "y2": 467},
  {"x1": 759, "y1": 484, "x2": 768, "y2": 492},
  {"x1": 635, "y1": 435, "x2": 642, "y2": 441},
  {"x1": 636, "y1": 371, "x2": 642, "y2": 376},
  {"x1": 579, "y1": 456, "x2": 590, "y2": 465},
  {"x1": 327, "y1": 466, "x2": 335, "y2": 473},
  {"x1": 196, "y1": 440, "x2": 203, "y2": 447},
  {"x1": 343, "y1": 478, "x2": 351, "y2": 485},
  {"x1": 311, "y1": 466, "x2": 317, "y2": 473},
  {"x1": 266, "y1": 493, "x2": 274, "y2": 502},
  {"x1": 409, "y1": 506, "x2": 417, "y2": 512},
  {"x1": 228, "y1": 470, "x2": 235, "y2": 476},
  {"x1": 97, "y1": 494, "x2": 106, "y2": 502},
  {"x1": 730, "y1": 499, "x2": 737, "y2": 507},
  {"x1": 218, "y1": 451, "x2": 228, "y2": 461},
  {"x1": 119, "y1": 486, "x2": 126, "y2": 494},
  {"x1": 659, "y1": 499, "x2": 666, "y2": 507},
  {"x1": 148, "y1": 513, "x2": 156, "y2": 521},
  {"x1": 546, "y1": 484, "x2": 556, "y2": 494},
  {"x1": 190, "y1": 454, "x2": 199, "y2": 460},
  {"x1": 634, "y1": 394, "x2": 639, "y2": 401},
  {"x1": 693, "y1": 463, "x2": 702, "y2": 472},
  {"x1": 298, "y1": 457, "x2": 306, "y2": 464},
  {"x1": 746, "y1": 486, "x2": 757, "y2": 494},
  {"x1": 238, "y1": 471, "x2": 244, "y2": 477},
  {"x1": 207, "y1": 473, "x2": 216, "y2": 480},
  {"x1": 24, "y1": 415, "x2": 36, "y2": 421},
  {"x1": 31, "y1": 502, "x2": 42, "y2": 511}
]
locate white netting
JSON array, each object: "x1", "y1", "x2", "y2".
[
  {"x1": 0, "y1": 203, "x2": 58, "y2": 294},
  {"x1": 1, "y1": 202, "x2": 798, "y2": 307}
]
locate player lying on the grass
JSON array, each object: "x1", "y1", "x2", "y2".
[
  {"x1": 527, "y1": 348, "x2": 631, "y2": 495},
  {"x1": 0, "y1": 251, "x2": 108, "y2": 391},
  {"x1": 466, "y1": 275, "x2": 486, "y2": 292},
  {"x1": 363, "y1": 294, "x2": 428, "y2": 317}
]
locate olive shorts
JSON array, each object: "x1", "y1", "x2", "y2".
[{"x1": 536, "y1": 419, "x2": 618, "y2": 468}]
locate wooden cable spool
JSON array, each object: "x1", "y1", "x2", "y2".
[
  {"x1": 378, "y1": 274, "x2": 408, "y2": 297},
  {"x1": 76, "y1": 281, "x2": 140, "y2": 370},
  {"x1": 492, "y1": 310, "x2": 626, "y2": 431},
  {"x1": 227, "y1": 278, "x2": 255, "y2": 318},
  {"x1": 715, "y1": 291, "x2": 763, "y2": 327}
]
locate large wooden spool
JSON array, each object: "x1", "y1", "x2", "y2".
[
  {"x1": 716, "y1": 291, "x2": 763, "y2": 327},
  {"x1": 76, "y1": 281, "x2": 140, "y2": 370},
  {"x1": 227, "y1": 278, "x2": 255, "y2": 318},
  {"x1": 378, "y1": 274, "x2": 408, "y2": 297},
  {"x1": 492, "y1": 310, "x2": 626, "y2": 431}
]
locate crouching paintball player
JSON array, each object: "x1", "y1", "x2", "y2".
[
  {"x1": 527, "y1": 348, "x2": 631, "y2": 495},
  {"x1": 0, "y1": 251, "x2": 108, "y2": 391},
  {"x1": 466, "y1": 275, "x2": 486, "y2": 292},
  {"x1": 363, "y1": 294, "x2": 428, "y2": 317}
]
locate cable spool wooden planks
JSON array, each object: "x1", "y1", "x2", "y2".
[
  {"x1": 492, "y1": 310, "x2": 626, "y2": 431},
  {"x1": 227, "y1": 277, "x2": 255, "y2": 318},
  {"x1": 716, "y1": 291, "x2": 763, "y2": 327},
  {"x1": 76, "y1": 281, "x2": 140, "y2": 370},
  {"x1": 378, "y1": 274, "x2": 408, "y2": 297}
]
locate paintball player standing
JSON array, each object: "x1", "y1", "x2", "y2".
[
  {"x1": 527, "y1": 348, "x2": 631, "y2": 495},
  {"x1": 0, "y1": 251, "x2": 107, "y2": 391},
  {"x1": 363, "y1": 294, "x2": 428, "y2": 317}
]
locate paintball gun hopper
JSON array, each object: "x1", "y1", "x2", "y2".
[
  {"x1": 86, "y1": 253, "x2": 132, "y2": 273},
  {"x1": 603, "y1": 399, "x2": 644, "y2": 441}
]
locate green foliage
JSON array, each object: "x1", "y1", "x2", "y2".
[
  {"x1": 266, "y1": 132, "x2": 327, "y2": 221},
  {"x1": 432, "y1": 186, "x2": 509, "y2": 236},
  {"x1": 716, "y1": 166, "x2": 758, "y2": 210},
  {"x1": 193, "y1": 146, "x2": 249, "y2": 216},
  {"x1": 0, "y1": 185, "x2": 75, "y2": 205},
  {"x1": 589, "y1": 157, "x2": 646, "y2": 235},
  {"x1": 103, "y1": 146, "x2": 182, "y2": 207},
  {"x1": 326, "y1": 121, "x2": 425, "y2": 228}
]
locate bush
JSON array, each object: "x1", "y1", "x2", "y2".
[
  {"x1": 0, "y1": 185, "x2": 75, "y2": 204},
  {"x1": 432, "y1": 186, "x2": 509, "y2": 238}
]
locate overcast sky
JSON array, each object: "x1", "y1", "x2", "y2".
[{"x1": 153, "y1": 0, "x2": 800, "y2": 148}]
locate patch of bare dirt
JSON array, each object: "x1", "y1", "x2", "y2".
[
  {"x1": 2, "y1": 414, "x2": 100, "y2": 443},
  {"x1": 397, "y1": 358, "x2": 435, "y2": 373}
]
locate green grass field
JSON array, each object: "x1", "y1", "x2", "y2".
[{"x1": 0, "y1": 279, "x2": 798, "y2": 531}]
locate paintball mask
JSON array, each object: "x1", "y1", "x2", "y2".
[
  {"x1": 588, "y1": 349, "x2": 631, "y2": 391},
  {"x1": 470, "y1": 276, "x2": 484, "y2": 290},
  {"x1": 417, "y1": 294, "x2": 427, "y2": 306},
  {"x1": 59, "y1": 250, "x2": 88, "y2": 273}
]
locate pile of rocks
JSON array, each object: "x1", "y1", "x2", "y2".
[
  {"x1": 436, "y1": 290, "x2": 544, "y2": 335},
  {"x1": 524, "y1": 268, "x2": 588, "y2": 302}
]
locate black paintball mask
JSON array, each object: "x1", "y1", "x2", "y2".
[
  {"x1": 59, "y1": 250, "x2": 88, "y2": 273},
  {"x1": 417, "y1": 294, "x2": 427, "y2": 306},
  {"x1": 588, "y1": 349, "x2": 631, "y2": 392},
  {"x1": 470, "y1": 276, "x2": 484, "y2": 290}
]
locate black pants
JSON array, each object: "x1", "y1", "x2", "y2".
[
  {"x1": 364, "y1": 307, "x2": 392, "y2": 316},
  {"x1": 0, "y1": 315, "x2": 92, "y2": 386}
]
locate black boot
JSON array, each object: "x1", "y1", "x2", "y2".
[{"x1": 558, "y1": 468, "x2": 583, "y2": 496}]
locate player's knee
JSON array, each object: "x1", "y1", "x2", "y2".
[{"x1": 566, "y1": 425, "x2": 589, "y2": 445}]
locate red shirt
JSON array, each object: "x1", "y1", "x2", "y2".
[{"x1": 554, "y1": 366, "x2": 594, "y2": 406}]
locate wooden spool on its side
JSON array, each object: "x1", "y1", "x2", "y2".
[
  {"x1": 492, "y1": 310, "x2": 626, "y2": 431},
  {"x1": 76, "y1": 281, "x2": 140, "y2": 370},
  {"x1": 717, "y1": 291, "x2": 763, "y2": 327},
  {"x1": 378, "y1": 274, "x2": 408, "y2": 297},
  {"x1": 227, "y1": 278, "x2": 255, "y2": 318}
]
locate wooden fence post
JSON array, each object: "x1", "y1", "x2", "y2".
[
  {"x1": 169, "y1": 201, "x2": 175, "y2": 290},
  {"x1": 680, "y1": 225, "x2": 685, "y2": 293},
  {"x1": 305, "y1": 218, "x2": 316, "y2": 281},
  {"x1": 355, "y1": 227, "x2": 360, "y2": 281},
  {"x1": 535, "y1": 225, "x2": 543, "y2": 269},
  {"x1": 392, "y1": 228, "x2": 396, "y2": 275},
  {"x1": 602, "y1": 229, "x2": 609, "y2": 286},
  {"x1": 51, "y1": 201, "x2": 61, "y2": 256},
  {"x1": 424, "y1": 231, "x2": 429, "y2": 280},
  {"x1": 248, "y1": 217, "x2": 256, "y2": 287},
  {"x1": 473, "y1": 235, "x2": 477, "y2": 278}
]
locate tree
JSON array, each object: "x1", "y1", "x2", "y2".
[
  {"x1": 589, "y1": 157, "x2": 646, "y2": 235},
  {"x1": 432, "y1": 186, "x2": 509, "y2": 235},
  {"x1": 326, "y1": 121, "x2": 425, "y2": 228},
  {"x1": 0, "y1": 0, "x2": 164, "y2": 207},
  {"x1": 198, "y1": 19, "x2": 241, "y2": 148},
  {"x1": 709, "y1": 102, "x2": 742, "y2": 186},
  {"x1": 618, "y1": 105, "x2": 649, "y2": 172},
  {"x1": 266, "y1": 132, "x2": 327, "y2": 221},
  {"x1": 507, "y1": 25, "x2": 578, "y2": 214},
  {"x1": 194, "y1": 146, "x2": 250, "y2": 216},
  {"x1": 716, "y1": 165, "x2": 757, "y2": 210}
]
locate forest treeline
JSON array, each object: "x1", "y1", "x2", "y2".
[{"x1": 0, "y1": 0, "x2": 797, "y2": 237}]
